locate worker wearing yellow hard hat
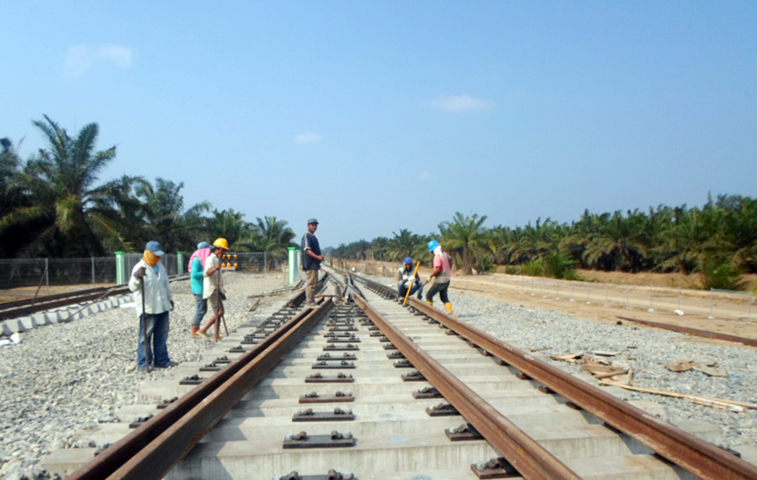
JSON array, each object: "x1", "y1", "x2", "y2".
[{"x1": 199, "y1": 237, "x2": 230, "y2": 341}]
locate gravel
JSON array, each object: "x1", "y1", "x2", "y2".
[
  {"x1": 450, "y1": 293, "x2": 757, "y2": 447},
  {"x1": 0, "y1": 272, "x2": 290, "y2": 480},
  {"x1": 2, "y1": 272, "x2": 755, "y2": 479}
]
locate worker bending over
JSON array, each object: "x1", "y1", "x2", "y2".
[{"x1": 425, "y1": 240, "x2": 453, "y2": 314}]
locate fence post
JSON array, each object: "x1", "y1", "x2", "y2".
[
  {"x1": 115, "y1": 252, "x2": 126, "y2": 284},
  {"x1": 45, "y1": 258, "x2": 49, "y2": 291},
  {"x1": 177, "y1": 251, "x2": 185, "y2": 275},
  {"x1": 288, "y1": 247, "x2": 298, "y2": 284},
  {"x1": 264, "y1": 251, "x2": 267, "y2": 273},
  {"x1": 91, "y1": 257, "x2": 95, "y2": 284}
]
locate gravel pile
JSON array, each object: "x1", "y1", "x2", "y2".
[{"x1": 0, "y1": 272, "x2": 291, "y2": 480}]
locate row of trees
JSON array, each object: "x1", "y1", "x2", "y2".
[
  {"x1": 332, "y1": 200, "x2": 757, "y2": 290},
  {"x1": 0, "y1": 116, "x2": 297, "y2": 261}
]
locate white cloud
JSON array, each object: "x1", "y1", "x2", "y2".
[
  {"x1": 99, "y1": 45, "x2": 134, "y2": 69},
  {"x1": 63, "y1": 45, "x2": 93, "y2": 77},
  {"x1": 295, "y1": 132, "x2": 322, "y2": 144},
  {"x1": 63, "y1": 44, "x2": 134, "y2": 77},
  {"x1": 426, "y1": 94, "x2": 491, "y2": 113}
]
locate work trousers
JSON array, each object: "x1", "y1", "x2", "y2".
[
  {"x1": 192, "y1": 294, "x2": 207, "y2": 327},
  {"x1": 305, "y1": 269, "x2": 319, "y2": 304},
  {"x1": 138, "y1": 311, "x2": 171, "y2": 370},
  {"x1": 398, "y1": 281, "x2": 424, "y2": 299},
  {"x1": 426, "y1": 280, "x2": 450, "y2": 304}
]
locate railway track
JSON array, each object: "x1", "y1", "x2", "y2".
[{"x1": 40, "y1": 269, "x2": 757, "y2": 479}]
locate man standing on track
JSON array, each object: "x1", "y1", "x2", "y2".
[
  {"x1": 398, "y1": 257, "x2": 423, "y2": 300},
  {"x1": 425, "y1": 240, "x2": 454, "y2": 314},
  {"x1": 128, "y1": 240, "x2": 176, "y2": 371},
  {"x1": 301, "y1": 218, "x2": 325, "y2": 308},
  {"x1": 188, "y1": 241, "x2": 212, "y2": 339},
  {"x1": 199, "y1": 238, "x2": 229, "y2": 341}
]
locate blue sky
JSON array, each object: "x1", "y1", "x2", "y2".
[{"x1": 2, "y1": 2, "x2": 756, "y2": 249}]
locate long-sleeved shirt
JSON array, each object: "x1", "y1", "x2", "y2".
[{"x1": 128, "y1": 260, "x2": 174, "y2": 316}]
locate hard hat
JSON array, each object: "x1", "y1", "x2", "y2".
[
  {"x1": 213, "y1": 238, "x2": 230, "y2": 250},
  {"x1": 404, "y1": 257, "x2": 413, "y2": 264},
  {"x1": 428, "y1": 240, "x2": 440, "y2": 252}
]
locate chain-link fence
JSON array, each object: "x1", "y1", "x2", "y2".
[
  {"x1": 1, "y1": 251, "x2": 288, "y2": 291},
  {"x1": 0, "y1": 258, "x2": 120, "y2": 289}
]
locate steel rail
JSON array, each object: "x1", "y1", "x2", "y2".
[
  {"x1": 406, "y1": 297, "x2": 757, "y2": 480},
  {"x1": 66, "y1": 298, "x2": 334, "y2": 480},
  {"x1": 351, "y1": 291, "x2": 582, "y2": 480},
  {"x1": 0, "y1": 275, "x2": 190, "y2": 321},
  {"x1": 617, "y1": 316, "x2": 757, "y2": 348}
]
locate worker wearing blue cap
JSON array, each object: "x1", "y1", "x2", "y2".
[
  {"x1": 397, "y1": 257, "x2": 423, "y2": 300},
  {"x1": 128, "y1": 240, "x2": 176, "y2": 371}
]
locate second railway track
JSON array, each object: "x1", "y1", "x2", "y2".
[{"x1": 40, "y1": 269, "x2": 757, "y2": 480}]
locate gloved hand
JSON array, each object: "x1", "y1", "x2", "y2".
[{"x1": 133, "y1": 267, "x2": 147, "y2": 279}]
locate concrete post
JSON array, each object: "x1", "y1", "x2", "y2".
[
  {"x1": 177, "y1": 251, "x2": 185, "y2": 275},
  {"x1": 115, "y1": 252, "x2": 126, "y2": 284},
  {"x1": 288, "y1": 247, "x2": 298, "y2": 284}
]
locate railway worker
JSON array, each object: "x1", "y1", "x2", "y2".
[
  {"x1": 398, "y1": 257, "x2": 423, "y2": 300},
  {"x1": 301, "y1": 218, "x2": 325, "y2": 308},
  {"x1": 129, "y1": 240, "x2": 176, "y2": 371},
  {"x1": 199, "y1": 238, "x2": 230, "y2": 341},
  {"x1": 188, "y1": 241, "x2": 212, "y2": 339},
  {"x1": 425, "y1": 240, "x2": 454, "y2": 314}
]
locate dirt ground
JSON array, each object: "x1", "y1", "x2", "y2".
[{"x1": 0, "y1": 284, "x2": 115, "y2": 304}]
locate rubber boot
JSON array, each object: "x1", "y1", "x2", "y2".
[
  {"x1": 445, "y1": 302, "x2": 454, "y2": 314},
  {"x1": 427, "y1": 301, "x2": 434, "y2": 307}
]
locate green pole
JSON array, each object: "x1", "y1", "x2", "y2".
[
  {"x1": 288, "y1": 247, "x2": 298, "y2": 284},
  {"x1": 115, "y1": 252, "x2": 126, "y2": 284},
  {"x1": 177, "y1": 251, "x2": 185, "y2": 275}
]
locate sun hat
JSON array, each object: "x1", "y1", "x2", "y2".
[{"x1": 145, "y1": 240, "x2": 165, "y2": 256}]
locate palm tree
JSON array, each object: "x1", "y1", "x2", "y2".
[
  {"x1": 583, "y1": 210, "x2": 650, "y2": 272},
  {"x1": 439, "y1": 212, "x2": 489, "y2": 274},
  {"x1": 137, "y1": 178, "x2": 210, "y2": 252},
  {"x1": 1, "y1": 115, "x2": 119, "y2": 257},
  {"x1": 248, "y1": 216, "x2": 296, "y2": 267},
  {"x1": 386, "y1": 229, "x2": 422, "y2": 261}
]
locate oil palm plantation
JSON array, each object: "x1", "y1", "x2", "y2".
[
  {"x1": 0, "y1": 116, "x2": 124, "y2": 257},
  {"x1": 439, "y1": 212, "x2": 489, "y2": 274}
]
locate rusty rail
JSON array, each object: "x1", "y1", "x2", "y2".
[
  {"x1": 404, "y1": 297, "x2": 757, "y2": 480},
  {"x1": 618, "y1": 316, "x2": 757, "y2": 348},
  {"x1": 66, "y1": 298, "x2": 334, "y2": 480},
  {"x1": 352, "y1": 291, "x2": 582, "y2": 480}
]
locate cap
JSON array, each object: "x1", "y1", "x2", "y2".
[
  {"x1": 145, "y1": 240, "x2": 165, "y2": 256},
  {"x1": 404, "y1": 257, "x2": 413, "y2": 264},
  {"x1": 428, "y1": 240, "x2": 440, "y2": 252},
  {"x1": 197, "y1": 241, "x2": 211, "y2": 250},
  {"x1": 307, "y1": 218, "x2": 319, "y2": 225}
]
